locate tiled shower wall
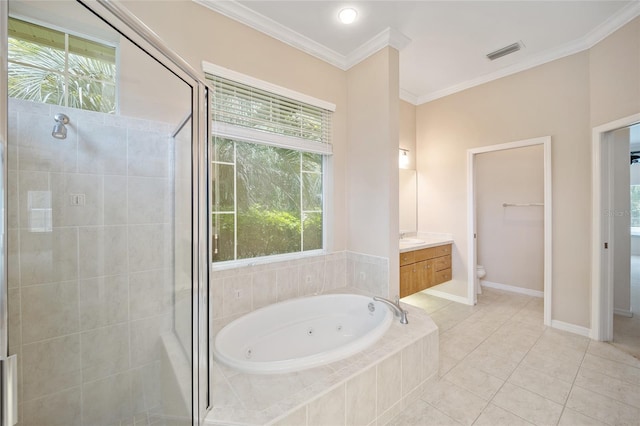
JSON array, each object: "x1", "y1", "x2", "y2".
[
  {"x1": 212, "y1": 251, "x2": 390, "y2": 328},
  {"x1": 7, "y1": 98, "x2": 185, "y2": 425}
]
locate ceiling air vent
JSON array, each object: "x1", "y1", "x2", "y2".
[{"x1": 486, "y1": 42, "x2": 523, "y2": 61}]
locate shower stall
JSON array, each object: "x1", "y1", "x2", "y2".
[{"x1": 0, "y1": 0, "x2": 210, "y2": 424}]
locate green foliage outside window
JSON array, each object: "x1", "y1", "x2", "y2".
[
  {"x1": 8, "y1": 17, "x2": 116, "y2": 113},
  {"x1": 212, "y1": 138, "x2": 323, "y2": 262}
]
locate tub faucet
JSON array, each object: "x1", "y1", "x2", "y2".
[{"x1": 373, "y1": 296, "x2": 409, "y2": 324}]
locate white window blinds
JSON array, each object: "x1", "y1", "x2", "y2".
[{"x1": 207, "y1": 73, "x2": 333, "y2": 154}]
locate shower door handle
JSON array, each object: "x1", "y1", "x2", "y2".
[{"x1": 0, "y1": 355, "x2": 17, "y2": 425}]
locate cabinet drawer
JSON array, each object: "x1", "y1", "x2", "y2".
[
  {"x1": 433, "y1": 244, "x2": 451, "y2": 257},
  {"x1": 433, "y1": 255, "x2": 451, "y2": 271},
  {"x1": 400, "y1": 251, "x2": 415, "y2": 266},
  {"x1": 433, "y1": 268, "x2": 452, "y2": 285}
]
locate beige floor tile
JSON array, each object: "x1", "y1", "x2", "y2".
[
  {"x1": 507, "y1": 364, "x2": 572, "y2": 405},
  {"x1": 491, "y1": 382, "x2": 563, "y2": 426},
  {"x1": 471, "y1": 403, "x2": 534, "y2": 426},
  {"x1": 566, "y1": 385, "x2": 640, "y2": 426},
  {"x1": 580, "y1": 353, "x2": 640, "y2": 386},
  {"x1": 557, "y1": 408, "x2": 609, "y2": 426},
  {"x1": 443, "y1": 363, "x2": 504, "y2": 400},
  {"x1": 420, "y1": 379, "x2": 488, "y2": 426},
  {"x1": 520, "y1": 348, "x2": 581, "y2": 384},
  {"x1": 574, "y1": 368, "x2": 640, "y2": 409},
  {"x1": 385, "y1": 399, "x2": 462, "y2": 426},
  {"x1": 456, "y1": 349, "x2": 519, "y2": 381},
  {"x1": 587, "y1": 341, "x2": 640, "y2": 369},
  {"x1": 391, "y1": 288, "x2": 640, "y2": 426}
]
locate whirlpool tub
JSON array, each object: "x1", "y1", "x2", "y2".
[{"x1": 213, "y1": 293, "x2": 394, "y2": 374}]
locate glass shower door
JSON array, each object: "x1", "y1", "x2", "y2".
[{"x1": 2, "y1": 0, "x2": 207, "y2": 424}]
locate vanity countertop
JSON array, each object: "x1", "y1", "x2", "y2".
[{"x1": 399, "y1": 235, "x2": 453, "y2": 253}]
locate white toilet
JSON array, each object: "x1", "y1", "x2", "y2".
[{"x1": 476, "y1": 265, "x2": 486, "y2": 279}]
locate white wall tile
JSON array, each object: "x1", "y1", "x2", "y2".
[
  {"x1": 17, "y1": 111, "x2": 77, "y2": 173},
  {"x1": 346, "y1": 366, "x2": 376, "y2": 426},
  {"x1": 130, "y1": 314, "x2": 172, "y2": 368},
  {"x1": 79, "y1": 275, "x2": 129, "y2": 331},
  {"x1": 19, "y1": 227, "x2": 78, "y2": 286},
  {"x1": 307, "y1": 384, "x2": 345, "y2": 426},
  {"x1": 78, "y1": 226, "x2": 128, "y2": 279},
  {"x1": 81, "y1": 323, "x2": 130, "y2": 382},
  {"x1": 223, "y1": 274, "x2": 253, "y2": 317},
  {"x1": 21, "y1": 281, "x2": 79, "y2": 344},
  {"x1": 77, "y1": 123, "x2": 127, "y2": 175},
  {"x1": 128, "y1": 129, "x2": 170, "y2": 177},
  {"x1": 82, "y1": 373, "x2": 134, "y2": 425},
  {"x1": 277, "y1": 266, "x2": 300, "y2": 301},
  {"x1": 104, "y1": 175, "x2": 128, "y2": 225},
  {"x1": 377, "y1": 352, "x2": 402, "y2": 415},
  {"x1": 252, "y1": 270, "x2": 277, "y2": 309},
  {"x1": 51, "y1": 173, "x2": 103, "y2": 227},
  {"x1": 128, "y1": 177, "x2": 170, "y2": 224},
  {"x1": 128, "y1": 224, "x2": 168, "y2": 272},
  {"x1": 22, "y1": 334, "x2": 81, "y2": 401},
  {"x1": 402, "y1": 339, "x2": 423, "y2": 396},
  {"x1": 129, "y1": 269, "x2": 172, "y2": 320},
  {"x1": 22, "y1": 386, "x2": 82, "y2": 426}
]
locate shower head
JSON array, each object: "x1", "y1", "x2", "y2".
[{"x1": 52, "y1": 113, "x2": 69, "y2": 139}]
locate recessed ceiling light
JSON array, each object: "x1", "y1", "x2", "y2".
[{"x1": 338, "y1": 8, "x2": 358, "y2": 25}]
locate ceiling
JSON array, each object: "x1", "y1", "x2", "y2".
[{"x1": 199, "y1": 1, "x2": 640, "y2": 105}]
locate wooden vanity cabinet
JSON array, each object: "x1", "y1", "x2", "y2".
[{"x1": 399, "y1": 244, "x2": 452, "y2": 298}]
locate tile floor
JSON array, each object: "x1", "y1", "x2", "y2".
[{"x1": 387, "y1": 288, "x2": 640, "y2": 426}]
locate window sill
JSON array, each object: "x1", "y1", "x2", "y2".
[{"x1": 211, "y1": 249, "x2": 326, "y2": 271}]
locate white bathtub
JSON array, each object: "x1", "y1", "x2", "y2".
[{"x1": 213, "y1": 293, "x2": 394, "y2": 374}]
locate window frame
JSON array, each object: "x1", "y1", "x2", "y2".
[
  {"x1": 7, "y1": 14, "x2": 119, "y2": 113},
  {"x1": 205, "y1": 63, "x2": 334, "y2": 269}
]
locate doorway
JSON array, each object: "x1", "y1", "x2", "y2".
[
  {"x1": 592, "y1": 115, "x2": 640, "y2": 350},
  {"x1": 467, "y1": 136, "x2": 552, "y2": 325}
]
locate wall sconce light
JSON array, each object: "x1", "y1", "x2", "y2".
[{"x1": 399, "y1": 148, "x2": 409, "y2": 168}]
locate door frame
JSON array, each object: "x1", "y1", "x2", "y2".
[
  {"x1": 591, "y1": 113, "x2": 640, "y2": 341},
  {"x1": 467, "y1": 136, "x2": 552, "y2": 325}
]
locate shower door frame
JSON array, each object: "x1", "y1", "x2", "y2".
[
  {"x1": 0, "y1": 0, "x2": 19, "y2": 424},
  {"x1": 1, "y1": 0, "x2": 212, "y2": 424}
]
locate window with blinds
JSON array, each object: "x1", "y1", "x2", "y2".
[
  {"x1": 8, "y1": 17, "x2": 117, "y2": 113},
  {"x1": 207, "y1": 72, "x2": 333, "y2": 264}
]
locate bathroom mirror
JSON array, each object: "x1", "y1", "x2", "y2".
[{"x1": 399, "y1": 169, "x2": 417, "y2": 233}]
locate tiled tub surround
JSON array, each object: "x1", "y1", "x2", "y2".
[
  {"x1": 205, "y1": 294, "x2": 439, "y2": 425},
  {"x1": 211, "y1": 251, "x2": 389, "y2": 328},
  {"x1": 7, "y1": 98, "x2": 188, "y2": 424}
]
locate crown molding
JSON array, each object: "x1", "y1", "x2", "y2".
[
  {"x1": 583, "y1": 1, "x2": 640, "y2": 47},
  {"x1": 194, "y1": 0, "x2": 348, "y2": 69},
  {"x1": 193, "y1": 0, "x2": 410, "y2": 71},
  {"x1": 416, "y1": 1, "x2": 640, "y2": 105},
  {"x1": 399, "y1": 89, "x2": 419, "y2": 105},
  {"x1": 345, "y1": 27, "x2": 412, "y2": 69}
]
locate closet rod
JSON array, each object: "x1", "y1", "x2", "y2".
[{"x1": 502, "y1": 202, "x2": 544, "y2": 207}]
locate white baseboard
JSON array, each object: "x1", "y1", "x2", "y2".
[
  {"x1": 423, "y1": 288, "x2": 472, "y2": 305},
  {"x1": 550, "y1": 320, "x2": 591, "y2": 337},
  {"x1": 480, "y1": 280, "x2": 544, "y2": 298},
  {"x1": 614, "y1": 308, "x2": 633, "y2": 318}
]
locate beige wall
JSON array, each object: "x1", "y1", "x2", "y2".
[
  {"x1": 400, "y1": 100, "x2": 417, "y2": 170},
  {"x1": 346, "y1": 47, "x2": 400, "y2": 297},
  {"x1": 476, "y1": 145, "x2": 544, "y2": 292},
  {"x1": 417, "y1": 17, "x2": 640, "y2": 329},
  {"x1": 589, "y1": 17, "x2": 640, "y2": 127}
]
